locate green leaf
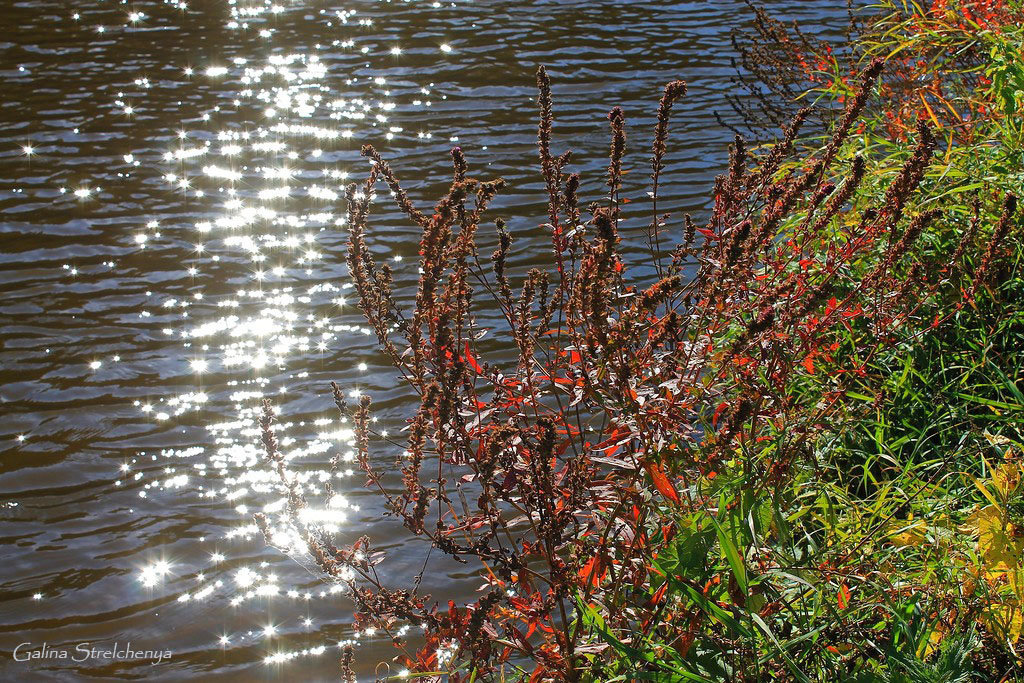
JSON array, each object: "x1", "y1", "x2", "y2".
[
  {"x1": 655, "y1": 521, "x2": 713, "y2": 577},
  {"x1": 670, "y1": 577, "x2": 754, "y2": 637},
  {"x1": 750, "y1": 613, "x2": 813, "y2": 683},
  {"x1": 710, "y1": 512, "x2": 748, "y2": 596},
  {"x1": 573, "y1": 598, "x2": 713, "y2": 681},
  {"x1": 956, "y1": 393, "x2": 1022, "y2": 411}
]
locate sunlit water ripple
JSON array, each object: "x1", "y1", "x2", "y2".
[{"x1": 0, "y1": 0, "x2": 851, "y2": 679}]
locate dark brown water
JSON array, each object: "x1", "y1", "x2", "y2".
[{"x1": 0, "y1": 1, "x2": 850, "y2": 679}]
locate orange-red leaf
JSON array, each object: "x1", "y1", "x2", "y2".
[
  {"x1": 712, "y1": 401, "x2": 728, "y2": 429},
  {"x1": 644, "y1": 462, "x2": 680, "y2": 505},
  {"x1": 838, "y1": 583, "x2": 850, "y2": 609},
  {"x1": 578, "y1": 555, "x2": 605, "y2": 587},
  {"x1": 464, "y1": 341, "x2": 484, "y2": 374}
]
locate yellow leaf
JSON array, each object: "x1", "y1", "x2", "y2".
[
  {"x1": 993, "y1": 463, "x2": 1022, "y2": 498},
  {"x1": 918, "y1": 92, "x2": 941, "y2": 129},
  {"x1": 925, "y1": 621, "x2": 945, "y2": 657},
  {"x1": 964, "y1": 505, "x2": 989, "y2": 536},
  {"x1": 975, "y1": 505, "x2": 1024, "y2": 575},
  {"x1": 984, "y1": 432, "x2": 1012, "y2": 448},
  {"x1": 889, "y1": 522, "x2": 925, "y2": 547},
  {"x1": 932, "y1": 92, "x2": 962, "y2": 123},
  {"x1": 982, "y1": 602, "x2": 1024, "y2": 644},
  {"x1": 1011, "y1": 565, "x2": 1024, "y2": 603},
  {"x1": 970, "y1": 475, "x2": 1001, "y2": 508}
]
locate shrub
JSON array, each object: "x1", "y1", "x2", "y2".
[{"x1": 249, "y1": 5, "x2": 1024, "y2": 679}]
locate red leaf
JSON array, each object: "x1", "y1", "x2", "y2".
[
  {"x1": 841, "y1": 304, "x2": 863, "y2": 319},
  {"x1": 578, "y1": 555, "x2": 605, "y2": 587},
  {"x1": 464, "y1": 341, "x2": 484, "y2": 374},
  {"x1": 648, "y1": 581, "x2": 668, "y2": 607},
  {"x1": 537, "y1": 375, "x2": 575, "y2": 386},
  {"x1": 712, "y1": 401, "x2": 728, "y2": 429},
  {"x1": 803, "y1": 355, "x2": 815, "y2": 375},
  {"x1": 838, "y1": 583, "x2": 850, "y2": 609},
  {"x1": 644, "y1": 462, "x2": 680, "y2": 505}
]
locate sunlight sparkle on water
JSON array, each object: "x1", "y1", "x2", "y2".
[
  {"x1": 139, "y1": 561, "x2": 171, "y2": 587},
  {"x1": 106, "y1": 0, "x2": 462, "y2": 669}
]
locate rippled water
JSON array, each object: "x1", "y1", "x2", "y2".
[{"x1": 1, "y1": 1, "x2": 851, "y2": 679}]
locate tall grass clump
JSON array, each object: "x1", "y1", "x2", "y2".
[{"x1": 253, "y1": 4, "x2": 1022, "y2": 680}]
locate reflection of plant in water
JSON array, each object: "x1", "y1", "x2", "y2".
[{"x1": 253, "y1": 20, "x2": 1022, "y2": 683}]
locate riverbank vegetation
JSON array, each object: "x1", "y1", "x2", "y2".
[{"x1": 256, "y1": 1, "x2": 1023, "y2": 680}]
